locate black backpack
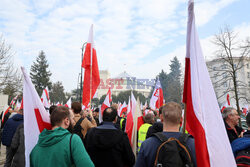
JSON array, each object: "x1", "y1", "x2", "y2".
[
  {"x1": 73, "y1": 118, "x2": 84, "y2": 141},
  {"x1": 235, "y1": 148, "x2": 250, "y2": 166},
  {"x1": 153, "y1": 132, "x2": 193, "y2": 167}
]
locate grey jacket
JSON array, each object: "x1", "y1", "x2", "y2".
[{"x1": 11, "y1": 123, "x2": 25, "y2": 167}]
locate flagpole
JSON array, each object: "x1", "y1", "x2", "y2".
[
  {"x1": 89, "y1": 31, "x2": 93, "y2": 110},
  {"x1": 80, "y1": 42, "x2": 87, "y2": 103},
  {"x1": 182, "y1": 103, "x2": 187, "y2": 133}
]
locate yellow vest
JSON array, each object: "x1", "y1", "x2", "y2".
[
  {"x1": 120, "y1": 118, "x2": 125, "y2": 130},
  {"x1": 138, "y1": 123, "x2": 152, "y2": 151}
]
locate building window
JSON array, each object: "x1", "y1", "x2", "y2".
[
  {"x1": 248, "y1": 72, "x2": 250, "y2": 78},
  {"x1": 223, "y1": 82, "x2": 227, "y2": 87},
  {"x1": 246, "y1": 64, "x2": 249, "y2": 69},
  {"x1": 249, "y1": 81, "x2": 250, "y2": 87},
  {"x1": 234, "y1": 64, "x2": 237, "y2": 68},
  {"x1": 221, "y1": 64, "x2": 227, "y2": 69},
  {"x1": 223, "y1": 73, "x2": 227, "y2": 78},
  {"x1": 213, "y1": 67, "x2": 216, "y2": 70}
]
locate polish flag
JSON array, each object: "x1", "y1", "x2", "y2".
[
  {"x1": 119, "y1": 101, "x2": 127, "y2": 117},
  {"x1": 125, "y1": 92, "x2": 136, "y2": 146},
  {"x1": 10, "y1": 95, "x2": 18, "y2": 106},
  {"x1": 150, "y1": 79, "x2": 163, "y2": 110},
  {"x1": 21, "y1": 67, "x2": 51, "y2": 167},
  {"x1": 1, "y1": 106, "x2": 11, "y2": 124},
  {"x1": 82, "y1": 24, "x2": 100, "y2": 107},
  {"x1": 101, "y1": 88, "x2": 112, "y2": 114},
  {"x1": 221, "y1": 94, "x2": 231, "y2": 113},
  {"x1": 41, "y1": 87, "x2": 50, "y2": 109},
  {"x1": 65, "y1": 97, "x2": 72, "y2": 108},
  {"x1": 182, "y1": 1, "x2": 236, "y2": 166}
]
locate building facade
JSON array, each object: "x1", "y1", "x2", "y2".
[{"x1": 207, "y1": 57, "x2": 250, "y2": 108}]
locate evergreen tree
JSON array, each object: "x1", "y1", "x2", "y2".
[
  {"x1": 166, "y1": 56, "x2": 182, "y2": 103},
  {"x1": 50, "y1": 81, "x2": 66, "y2": 104},
  {"x1": 30, "y1": 51, "x2": 52, "y2": 96}
]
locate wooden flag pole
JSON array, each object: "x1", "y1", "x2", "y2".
[{"x1": 182, "y1": 103, "x2": 187, "y2": 133}]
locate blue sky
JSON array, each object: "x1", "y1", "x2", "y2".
[{"x1": 0, "y1": 0, "x2": 250, "y2": 92}]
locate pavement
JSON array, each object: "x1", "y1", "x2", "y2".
[{"x1": 0, "y1": 145, "x2": 6, "y2": 166}]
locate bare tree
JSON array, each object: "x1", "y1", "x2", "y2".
[
  {"x1": 0, "y1": 35, "x2": 22, "y2": 100},
  {"x1": 209, "y1": 26, "x2": 250, "y2": 126}
]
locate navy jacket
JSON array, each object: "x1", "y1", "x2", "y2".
[
  {"x1": 2, "y1": 114, "x2": 23, "y2": 147},
  {"x1": 231, "y1": 130, "x2": 250, "y2": 156},
  {"x1": 136, "y1": 132, "x2": 197, "y2": 167}
]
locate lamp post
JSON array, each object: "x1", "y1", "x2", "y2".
[{"x1": 80, "y1": 42, "x2": 87, "y2": 103}]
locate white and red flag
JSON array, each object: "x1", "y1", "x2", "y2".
[
  {"x1": 21, "y1": 67, "x2": 51, "y2": 167},
  {"x1": 65, "y1": 97, "x2": 72, "y2": 108},
  {"x1": 125, "y1": 92, "x2": 137, "y2": 146},
  {"x1": 150, "y1": 79, "x2": 163, "y2": 110},
  {"x1": 10, "y1": 95, "x2": 18, "y2": 106},
  {"x1": 82, "y1": 24, "x2": 100, "y2": 107},
  {"x1": 41, "y1": 87, "x2": 50, "y2": 109},
  {"x1": 99, "y1": 88, "x2": 112, "y2": 122},
  {"x1": 119, "y1": 101, "x2": 127, "y2": 117},
  {"x1": 220, "y1": 94, "x2": 231, "y2": 113},
  {"x1": 182, "y1": 1, "x2": 236, "y2": 167}
]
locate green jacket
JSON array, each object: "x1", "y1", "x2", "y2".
[{"x1": 30, "y1": 127, "x2": 94, "y2": 167}]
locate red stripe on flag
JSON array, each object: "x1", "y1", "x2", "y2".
[
  {"x1": 34, "y1": 108, "x2": 51, "y2": 132},
  {"x1": 183, "y1": 58, "x2": 210, "y2": 167}
]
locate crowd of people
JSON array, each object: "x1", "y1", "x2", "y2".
[{"x1": 0, "y1": 101, "x2": 249, "y2": 167}]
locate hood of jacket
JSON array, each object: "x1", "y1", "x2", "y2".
[{"x1": 37, "y1": 127, "x2": 70, "y2": 147}]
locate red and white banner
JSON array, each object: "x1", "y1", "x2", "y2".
[
  {"x1": 65, "y1": 97, "x2": 72, "y2": 108},
  {"x1": 10, "y1": 95, "x2": 18, "y2": 106},
  {"x1": 150, "y1": 79, "x2": 163, "y2": 110},
  {"x1": 221, "y1": 94, "x2": 231, "y2": 113},
  {"x1": 21, "y1": 67, "x2": 51, "y2": 167},
  {"x1": 182, "y1": 1, "x2": 236, "y2": 166},
  {"x1": 41, "y1": 87, "x2": 50, "y2": 109},
  {"x1": 99, "y1": 88, "x2": 112, "y2": 122},
  {"x1": 118, "y1": 101, "x2": 127, "y2": 117},
  {"x1": 82, "y1": 24, "x2": 100, "y2": 107}
]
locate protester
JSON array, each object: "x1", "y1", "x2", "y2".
[
  {"x1": 138, "y1": 113, "x2": 154, "y2": 151},
  {"x1": 2, "y1": 109, "x2": 23, "y2": 167},
  {"x1": 49, "y1": 105, "x2": 57, "y2": 115},
  {"x1": 222, "y1": 107, "x2": 244, "y2": 143},
  {"x1": 92, "y1": 108, "x2": 100, "y2": 126},
  {"x1": 10, "y1": 123, "x2": 25, "y2": 167},
  {"x1": 231, "y1": 112, "x2": 250, "y2": 166},
  {"x1": 136, "y1": 102, "x2": 197, "y2": 167},
  {"x1": 146, "y1": 106, "x2": 163, "y2": 138},
  {"x1": 85, "y1": 107, "x2": 135, "y2": 167},
  {"x1": 1, "y1": 108, "x2": 14, "y2": 129},
  {"x1": 71, "y1": 102, "x2": 96, "y2": 139},
  {"x1": 30, "y1": 106, "x2": 94, "y2": 167}
]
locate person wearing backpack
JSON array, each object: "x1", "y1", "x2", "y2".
[
  {"x1": 231, "y1": 112, "x2": 250, "y2": 166},
  {"x1": 135, "y1": 102, "x2": 197, "y2": 167},
  {"x1": 71, "y1": 102, "x2": 96, "y2": 140}
]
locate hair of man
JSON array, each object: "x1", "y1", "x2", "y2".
[
  {"x1": 144, "y1": 113, "x2": 154, "y2": 124},
  {"x1": 222, "y1": 107, "x2": 236, "y2": 119},
  {"x1": 71, "y1": 102, "x2": 82, "y2": 114},
  {"x1": 49, "y1": 105, "x2": 57, "y2": 115},
  {"x1": 50, "y1": 106, "x2": 70, "y2": 127},
  {"x1": 103, "y1": 107, "x2": 117, "y2": 122},
  {"x1": 162, "y1": 102, "x2": 182, "y2": 125}
]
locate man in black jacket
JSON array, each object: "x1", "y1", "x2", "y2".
[{"x1": 85, "y1": 107, "x2": 135, "y2": 167}]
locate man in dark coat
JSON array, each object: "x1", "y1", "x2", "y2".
[
  {"x1": 222, "y1": 107, "x2": 243, "y2": 143},
  {"x1": 1, "y1": 109, "x2": 23, "y2": 167},
  {"x1": 85, "y1": 107, "x2": 135, "y2": 167}
]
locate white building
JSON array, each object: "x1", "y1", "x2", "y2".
[
  {"x1": 96, "y1": 70, "x2": 154, "y2": 99},
  {"x1": 207, "y1": 57, "x2": 250, "y2": 108}
]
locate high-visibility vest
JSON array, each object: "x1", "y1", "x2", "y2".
[
  {"x1": 120, "y1": 118, "x2": 125, "y2": 130},
  {"x1": 138, "y1": 123, "x2": 152, "y2": 151}
]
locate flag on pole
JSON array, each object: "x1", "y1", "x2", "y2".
[
  {"x1": 82, "y1": 24, "x2": 100, "y2": 107},
  {"x1": 21, "y1": 67, "x2": 51, "y2": 167},
  {"x1": 150, "y1": 79, "x2": 163, "y2": 110},
  {"x1": 221, "y1": 94, "x2": 231, "y2": 113},
  {"x1": 41, "y1": 87, "x2": 50, "y2": 109},
  {"x1": 182, "y1": 1, "x2": 236, "y2": 166},
  {"x1": 131, "y1": 97, "x2": 140, "y2": 156},
  {"x1": 10, "y1": 95, "x2": 18, "y2": 107},
  {"x1": 125, "y1": 92, "x2": 136, "y2": 146},
  {"x1": 65, "y1": 97, "x2": 72, "y2": 108},
  {"x1": 99, "y1": 88, "x2": 112, "y2": 122},
  {"x1": 119, "y1": 101, "x2": 127, "y2": 117}
]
